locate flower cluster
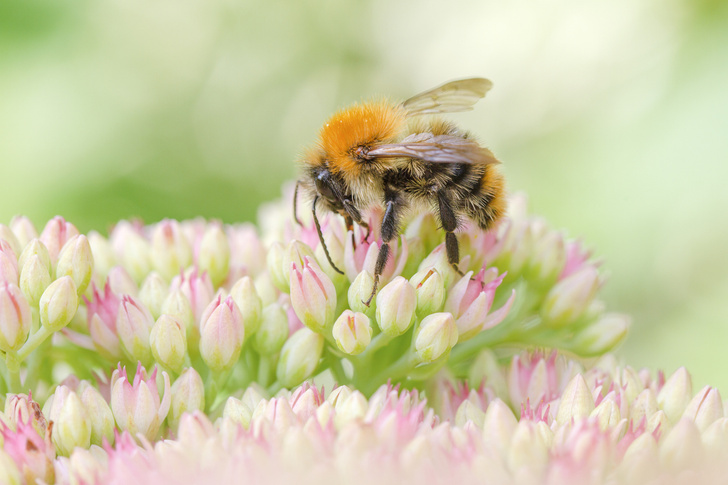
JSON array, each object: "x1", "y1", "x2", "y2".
[
  {"x1": 1, "y1": 351, "x2": 726, "y2": 485},
  {"x1": 0, "y1": 184, "x2": 696, "y2": 484}
]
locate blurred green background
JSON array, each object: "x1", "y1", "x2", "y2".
[{"x1": 1, "y1": 0, "x2": 727, "y2": 389}]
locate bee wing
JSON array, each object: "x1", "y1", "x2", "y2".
[
  {"x1": 402, "y1": 78, "x2": 493, "y2": 116},
  {"x1": 366, "y1": 133, "x2": 499, "y2": 165}
]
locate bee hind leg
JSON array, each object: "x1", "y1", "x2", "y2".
[
  {"x1": 437, "y1": 192, "x2": 465, "y2": 277},
  {"x1": 363, "y1": 195, "x2": 400, "y2": 306}
]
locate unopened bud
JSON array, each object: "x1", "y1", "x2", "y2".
[
  {"x1": 541, "y1": 266, "x2": 600, "y2": 327},
  {"x1": 253, "y1": 303, "x2": 289, "y2": 355},
  {"x1": 230, "y1": 276, "x2": 262, "y2": 336},
  {"x1": 570, "y1": 313, "x2": 630, "y2": 356},
  {"x1": 199, "y1": 296, "x2": 245, "y2": 372},
  {"x1": 197, "y1": 224, "x2": 230, "y2": 287},
  {"x1": 375, "y1": 276, "x2": 416, "y2": 337},
  {"x1": 19, "y1": 254, "x2": 52, "y2": 307},
  {"x1": 39, "y1": 276, "x2": 78, "y2": 332},
  {"x1": 409, "y1": 267, "x2": 445, "y2": 315},
  {"x1": 0, "y1": 283, "x2": 31, "y2": 352},
  {"x1": 414, "y1": 312, "x2": 458, "y2": 363},
  {"x1": 117, "y1": 295, "x2": 155, "y2": 365},
  {"x1": 332, "y1": 310, "x2": 372, "y2": 355},
  {"x1": 9, "y1": 215, "x2": 38, "y2": 249},
  {"x1": 289, "y1": 257, "x2": 336, "y2": 333},
  {"x1": 167, "y1": 367, "x2": 205, "y2": 430},
  {"x1": 347, "y1": 270, "x2": 376, "y2": 315},
  {"x1": 139, "y1": 272, "x2": 168, "y2": 319},
  {"x1": 150, "y1": 220, "x2": 193, "y2": 281},
  {"x1": 77, "y1": 382, "x2": 115, "y2": 446},
  {"x1": 150, "y1": 314, "x2": 187, "y2": 372},
  {"x1": 276, "y1": 328, "x2": 324, "y2": 388},
  {"x1": 56, "y1": 234, "x2": 94, "y2": 295}
]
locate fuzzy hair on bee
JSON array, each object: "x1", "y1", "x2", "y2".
[{"x1": 294, "y1": 77, "x2": 506, "y2": 306}]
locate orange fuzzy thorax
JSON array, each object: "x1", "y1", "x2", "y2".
[{"x1": 318, "y1": 100, "x2": 406, "y2": 177}]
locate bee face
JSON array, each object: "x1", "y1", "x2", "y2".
[{"x1": 313, "y1": 168, "x2": 345, "y2": 212}]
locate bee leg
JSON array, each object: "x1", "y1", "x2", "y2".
[
  {"x1": 343, "y1": 199, "x2": 371, "y2": 242},
  {"x1": 293, "y1": 180, "x2": 303, "y2": 226},
  {"x1": 363, "y1": 196, "x2": 399, "y2": 306},
  {"x1": 312, "y1": 196, "x2": 344, "y2": 275},
  {"x1": 344, "y1": 214, "x2": 357, "y2": 249},
  {"x1": 437, "y1": 192, "x2": 465, "y2": 277}
]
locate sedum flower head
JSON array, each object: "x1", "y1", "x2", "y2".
[{"x1": 1, "y1": 184, "x2": 703, "y2": 484}]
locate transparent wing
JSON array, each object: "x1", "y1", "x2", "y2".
[
  {"x1": 402, "y1": 78, "x2": 493, "y2": 116},
  {"x1": 366, "y1": 133, "x2": 499, "y2": 165}
]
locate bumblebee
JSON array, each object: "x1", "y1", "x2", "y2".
[{"x1": 295, "y1": 78, "x2": 506, "y2": 305}]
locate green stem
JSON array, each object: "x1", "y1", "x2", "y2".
[
  {"x1": 5, "y1": 351, "x2": 22, "y2": 393},
  {"x1": 362, "y1": 352, "x2": 418, "y2": 395},
  {"x1": 17, "y1": 326, "x2": 53, "y2": 362},
  {"x1": 329, "y1": 357, "x2": 348, "y2": 385}
]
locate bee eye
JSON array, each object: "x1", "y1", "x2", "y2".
[{"x1": 315, "y1": 174, "x2": 337, "y2": 201}]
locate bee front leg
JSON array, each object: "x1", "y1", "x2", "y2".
[
  {"x1": 363, "y1": 195, "x2": 400, "y2": 306},
  {"x1": 343, "y1": 199, "x2": 371, "y2": 241},
  {"x1": 437, "y1": 192, "x2": 465, "y2": 277}
]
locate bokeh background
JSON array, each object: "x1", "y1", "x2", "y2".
[{"x1": 1, "y1": 0, "x2": 726, "y2": 388}]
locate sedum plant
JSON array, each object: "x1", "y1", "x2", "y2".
[{"x1": 0, "y1": 186, "x2": 723, "y2": 485}]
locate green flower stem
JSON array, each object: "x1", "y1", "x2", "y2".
[
  {"x1": 5, "y1": 350, "x2": 22, "y2": 393},
  {"x1": 329, "y1": 355, "x2": 348, "y2": 385},
  {"x1": 362, "y1": 351, "x2": 418, "y2": 395},
  {"x1": 17, "y1": 326, "x2": 53, "y2": 362},
  {"x1": 257, "y1": 355, "x2": 272, "y2": 388}
]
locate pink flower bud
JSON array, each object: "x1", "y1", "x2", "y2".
[
  {"x1": 77, "y1": 382, "x2": 115, "y2": 446},
  {"x1": 0, "y1": 418, "x2": 54, "y2": 484},
  {"x1": 276, "y1": 328, "x2": 324, "y2": 388},
  {"x1": 170, "y1": 268, "x2": 214, "y2": 325},
  {"x1": 167, "y1": 367, "x2": 205, "y2": 430},
  {"x1": 227, "y1": 223, "x2": 266, "y2": 277},
  {"x1": 18, "y1": 239, "x2": 51, "y2": 278},
  {"x1": 230, "y1": 276, "x2": 262, "y2": 336},
  {"x1": 110, "y1": 363, "x2": 171, "y2": 440},
  {"x1": 542, "y1": 266, "x2": 601, "y2": 328},
  {"x1": 445, "y1": 267, "x2": 515, "y2": 342},
  {"x1": 417, "y1": 243, "x2": 467, "y2": 289},
  {"x1": 0, "y1": 223, "x2": 22, "y2": 256},
  {"x1": 110, "y1": 221, "x2": 151, "y2": 284},
  {"x1": 199, "y1": 295, "x2": 245, "y2": 372},
  {"x1": 116, "y1": 295, "x2": 155, "y2": 365},
  {"x1": 343, "y1": 231, "x2": 408, "y2": 285},
  {"x1": 375, "y1": 276, "x2": 416, "y2": 337},
  {"x1": 39, "y1": 216, "x2": 80, "y2": 267},
  {"x1": 289, "y1": 257, "x2": 336, "y2": 333},
  {"x1": 197, "y1": 223, "x2": 230, "y2": 287},
  {"x1": 0, "y1": 282, "x2": 31, "y2": 352},
  {"x1": 4, "y1": 393, "x2": 48, "y2": 436},
  {"x1": 267, "y1": 240, "x2": 317, "y2": 292},
  {"x1": 415, "y1": 313, "x2": 458, "y2": 363},
  {"x1": 19, "y1": 254, "x2": 51, "y2": 307},
  {"x1": 139, "y1": 272, "x2": 168, "y2": 319},
  {"x1": 56, "y1": 234, "x2": 94, "y2": 295},
  {"x1": 9, "y1": 216, "x2": 38, "y2": 249},
  {"x1": 332, "y1": 310, "x2": 372, "y2": 355},
  {"x1": 85, "y1": 283, "x2": 123, "y2": 360},
  {"x1": 150, "y1": 314, "x2": 187, "y2": 372},
  {"x1": 0, "y1": 239, "x2": 19, "y2": 285},
  {"x1": 150, "y1": 219, "x2": 193, "y2": 281},
  {"x1": 253, "y1": 303, "x2": 289, "y2": 355},
  {"x1": 43, "y1": 385, "x2": 91, "y2": 456},
  {"x1": 39, "y1": 276, "x2": 78, "y2": 332},
  {"x1": 107, "y1": 266, "x2": 139, "y2": 296},
  {"x1": 409, "y1": 267, "x2": 446, "y2": 316}
]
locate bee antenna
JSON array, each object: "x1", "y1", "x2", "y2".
[
  {"x1": 312, "y1": 196, "x2": 345, "y2": 275},
  {"x1": 293, "y1": 180, "x2": 303, "y2": 226}
]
